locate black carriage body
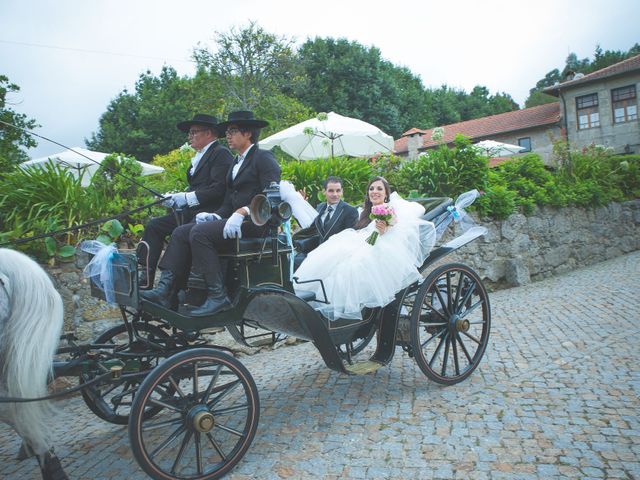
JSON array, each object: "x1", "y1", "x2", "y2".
[{"x1": 41, "y1": 193, "x2": 492, "y2": 480}]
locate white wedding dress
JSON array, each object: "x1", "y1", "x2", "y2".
[{"x1": 293, "y1": 192, "x2": 436, "y2": 320}]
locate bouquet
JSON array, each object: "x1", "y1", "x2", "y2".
[{"x1": 366, "y1": 204, "x2": 395, "y2": 245}]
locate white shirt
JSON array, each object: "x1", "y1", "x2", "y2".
[
  {"x1": 231, "y1": 144, "x2": 254, "y2": 180},
  {"x1": 190, "y1": 140, "x2": 215, "y2": 175}
]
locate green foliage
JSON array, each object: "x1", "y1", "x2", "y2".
[
  {"x1": 280, "y1": 157, "x2": 372, "y2": 205},
  {"x1": 145, "y1": 147, "x2": 193, "y2": 193},
  {"x1": 392, "y1": 135, "x2": 488, "y2": 197},
  {"x1": 87, "y1": 66, "x2": 214, "y2": 163},
  {"x1": 44, "y1": 236, "x2": 76, "y2": 263},
  {"x1": 97, "y1": 219, "x2": 125, "y2": 245},
  {"x1": 0, "y1": 161, "x2": 103, "y2": 258},
  {"x1": 89, "y1": 153, "x2": 153, "y2": 225},
  {"x1": 475, "y1": 184, "x2": 517, "y2": 219},
  {"x1": 296, "y1": 37, "x2": 430, "y2": 138},
  {"x1": 0, "y1": 75, "x2": 39, "y2": 171},
  {"x1": 193, "y1": 21, "x2": 301, "y2": 111}
]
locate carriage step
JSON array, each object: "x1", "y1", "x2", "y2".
[{"x1": 344, "y1": 360, "x2": 385, "y2": 375}]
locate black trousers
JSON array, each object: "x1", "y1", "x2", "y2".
[
  {"x1": 158, "y1": 219, "x2": 268, "y2": 283},
  {"x1": 138, "y1": 209, "x2": 195, "y2": 270}
]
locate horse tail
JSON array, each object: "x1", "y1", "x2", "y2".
[{"x1": 0, "y1": 248, "x2": 64, "y2": 454}]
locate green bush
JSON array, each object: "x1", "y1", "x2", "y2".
[
  {"x1": 90, "y1": 153, "x2": 157, "y2": 227},
  {"x1": 393, "y1": 135, "x2": 488, "y2": 197},
  {"x1": 0, "y1": 161, "x2": 104, "y2": 258},
  {"x1": 145, "y1": 146, "x2": 193, "y2": 194},
  {"x1": 475, "y1": 184, "x2": 517, "y2": 219},
  {"x1": 280, "y1": 156, "x2": 372, "y2": 205}
]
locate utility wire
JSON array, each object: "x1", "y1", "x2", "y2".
[{"x1": 0, "y1": 39, "x2": 193, "y2": 64}]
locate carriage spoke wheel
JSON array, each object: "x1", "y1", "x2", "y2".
[
  {"x1": 336, "y1": 308, "x2": 378, "y2": 363},
  {"x1": 80, "y1": 322, "x2": 170, "y2": 425},
  {"x1": 411, "y1": 263, "x2": 490, "y2": 385},
  {"x1": 129, "y1": 348, "x2": 259, "y2": 480}
]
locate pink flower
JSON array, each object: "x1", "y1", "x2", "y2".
[{"x1": 366, "y1": 205, "x2": 395, "y2": 245}]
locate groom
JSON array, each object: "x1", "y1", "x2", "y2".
[{"x1": 294, "y1": 176, "x2": 358, "y2": 269}]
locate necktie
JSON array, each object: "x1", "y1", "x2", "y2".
[
  {"x1": 232, "y1": 155, "x2": 243, "y2": 180},
  {"x1": 323, "y1": 205, "x2": 333, "y2": 227}
]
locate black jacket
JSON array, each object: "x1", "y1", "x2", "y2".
[
  {"x1": 215, "y1": 145, "x2": 281, "y2": 219},
  {"x1": 294, "y1": 200, "x2": 358, "y2": 262},
  {"x1": 186, "y1": 141, "x2": 234, "y2": 213},
  {"x1": 314, "y1": 200, "x2": 359, "y2": 243}
]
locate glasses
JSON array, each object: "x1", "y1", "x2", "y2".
[
  {"x1": 188, "y1": 129, "x2": 207, "y2": 137},
  {"x1": 225, "y1": 128, "x2": 241, "y2": 137}
]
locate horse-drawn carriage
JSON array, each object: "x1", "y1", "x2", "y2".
[{"x1": 3, "y1": 186, "x2": 490, "y2": 480}]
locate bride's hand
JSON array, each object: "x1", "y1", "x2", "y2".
[{"x1": 375, "y1": 220, "x2": 388, "y2": 235}]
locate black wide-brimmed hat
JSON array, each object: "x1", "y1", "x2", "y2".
[
  {"x1": 217, "y1": 110, "x2": 269, "y2": 133},
  {"x1": 176, "y1": 113, "x2": 223, "y2": 135}
]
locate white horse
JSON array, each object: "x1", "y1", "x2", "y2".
[{"x1": 0, "y1": 248, "x2": 68, "y2": 479}]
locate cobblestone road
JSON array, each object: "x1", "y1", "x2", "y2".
[{"x1": 1, "y1": 252, "x2": 639, "y2": 479}]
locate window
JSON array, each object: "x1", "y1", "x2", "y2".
[
  {"x1": 518, "y1": 137, "x2": 531, "y2": 152},
  {"x1": 612, "y1": 85, "x2": 637, "y2": 123},
  {"x1": 576, "y1": 93, "x2": 600, "y2": 129}
]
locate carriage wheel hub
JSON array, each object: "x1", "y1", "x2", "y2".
[
  {"x1": 456, "y1": 318, "x2": 470, "y2": 332},
  {"x1": 188, "y1": 406, "x2": 215, "y2": 433}
]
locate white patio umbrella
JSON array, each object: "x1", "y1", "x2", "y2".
[
  {"x1": 259, "y1": 112, "x2": 394, "y2": 160},
  {"x1": 21, "y1": 147, "x2": 164, "y2": 186},
  {"x1": 473, "y1": 140, "x2": 525, "y2": 157}
]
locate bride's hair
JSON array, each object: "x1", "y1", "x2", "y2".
[{"x1": 354, "y1": 176, "x2": 391, "y2": 230}]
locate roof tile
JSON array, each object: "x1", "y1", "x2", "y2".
[{"x1": 395, "y1": 103, "x2": 560, "y2": 154}]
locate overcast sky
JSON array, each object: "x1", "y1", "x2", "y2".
[{"x1": 1, "y1": 0, "x2": 638, "y2": 159}]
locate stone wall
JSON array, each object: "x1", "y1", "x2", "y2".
[
  {"x1": 44, "y1": 199, "x2": 640, "y2": 336},
  {"x1": 444, "y1": 199, "x2": 640, "y2": 288}
]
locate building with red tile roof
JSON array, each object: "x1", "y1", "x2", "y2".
[{"x1": 396, "y1": 54, "x2": 640, "y2": 163}]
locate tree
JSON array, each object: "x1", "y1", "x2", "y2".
[
  {"x1": 296, "y1": 37, "x2": 429, "y2": 138},
  {"x1": 192, "y1": 22, "x2": 312, "y2": 137},
  {"x1": 193, "y1": 21, "x2": 300, "y2": 111},
  {"x1": 87, "y1": 66, "x2": 219, "y2": 163},
  {"x1": 0, "y1": 75, "x2": 38, "y2": 171}
]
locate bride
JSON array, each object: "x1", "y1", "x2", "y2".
[{"x1": 293, "y1": 176, "x2": 436, "y2": 320}]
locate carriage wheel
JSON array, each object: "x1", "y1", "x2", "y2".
[
  {"x1": 336, "y1": 308, "x2": 378, "y2": 362},
  {"x1": 410, "y1": 263, "x2": 490, "y2": 385},
  {"x1": 80, "y1": 322, "x2": 169, "y2": 425},
  {"x1": 129, "y1": 348, "x2": 259, "y2": 480}
]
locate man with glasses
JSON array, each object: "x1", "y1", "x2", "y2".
[
  {"x1": 142, "y1": 111, "x2": 280, "y2": 315},
  {"x1": 137, "y1": 113, "x2": 233, "y2": 289}
]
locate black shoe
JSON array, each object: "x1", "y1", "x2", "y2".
[
  {"x1": 141, "y1": 270, "x2": 179, "y2": 310},
  {"x1": 187, "y1": 270, "x2": 232, "y2": 316},
  {"x1": 138, "y1": 266, "x2": 156, "y2": 290}
]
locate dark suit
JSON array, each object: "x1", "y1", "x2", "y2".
[
  {"x1": 139, "y1": 141, "x2": 234, "y2": 270},
  {"x1": 159, "y1": 144, "x2": 281, "y2": 282},
  {"x1": 294, "y1": 199, "x2": 359, "y2": 269}
]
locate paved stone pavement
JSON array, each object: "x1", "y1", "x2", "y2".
[{"x1": 1, "y1": 251, "x2": 639, "y2": 479}]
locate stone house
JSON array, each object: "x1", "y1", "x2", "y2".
[
  {"x1": 395, "y1": 54, "x2": 640, "y2": 164},
  {"x1": 543, "y1": 54, "x2": 640, "y2": 155},
  {"x1": 394, "y1": 103, "x2": 561, "y2": 164}
]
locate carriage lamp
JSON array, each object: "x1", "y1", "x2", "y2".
[
  {"x1": 250, "y1": 183, "x2": 292, "y2": 265},
  {"x1": 250, "y1": 182, "x2": 292, "y2": 227}
]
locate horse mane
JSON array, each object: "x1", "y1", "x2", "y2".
[{"x1": 0, "y1": 248, "x2": 64, "y2": 454}]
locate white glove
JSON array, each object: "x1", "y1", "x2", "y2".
[
  {"x1": 196, "y1": 212, "x2": 216, "y2": 224},
  {"x1": 172, "y1": 192, "x2": 188, "y2": 208},
  {"x1": 162, "y1": 193, "x2": 188, "y2": 208},
  {"x1": 223, "y1": 212, "x2": 245, "y2": 239},
  {"x1": 162, "y1": 193, "x2": 176, "y2": 207}
]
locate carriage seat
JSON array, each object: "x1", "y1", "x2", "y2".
[
  {"x1": 421, "y1": 197, "x2": 453, "y2": 222},
  {"x1": 221, "y1": 233, "x2": 293, "y2": 256}
]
